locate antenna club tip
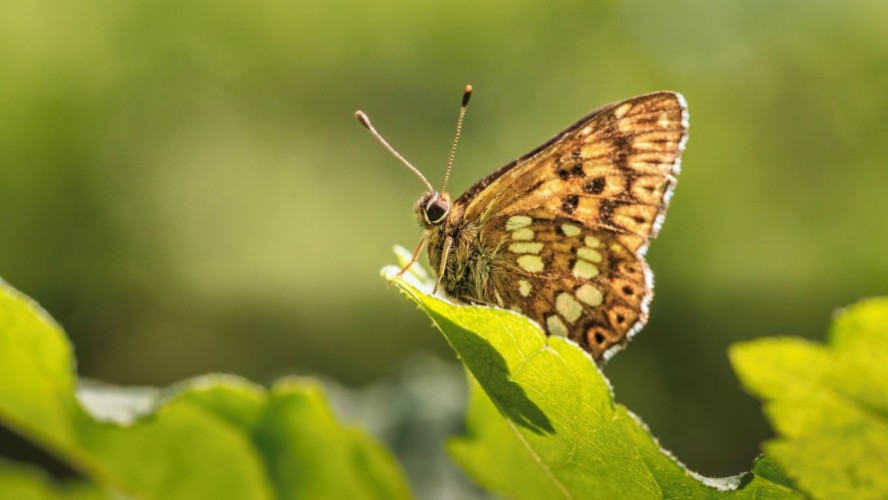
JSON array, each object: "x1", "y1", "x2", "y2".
[
  {"x1": 354, "y1": 110, "x2": 371, "y2": 128},
  {"x1": 462, "y1": 85, "x2": 473, "y2": 106}
]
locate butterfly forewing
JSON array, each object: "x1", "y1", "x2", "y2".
[{"x1": 439, "y1": 91, "x2": 688, "y2": 361}]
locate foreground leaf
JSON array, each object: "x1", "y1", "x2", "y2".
[
  {"x1": 0, "y1": 459, "x2": 105, "y2": 500},
  {"x1": 384, "y1": 255, "x2": 801, "y2": 499},
  {"x1": 0, "y1": 280, "x2": 410, "y2": 499},
  {"x1": 731, "y1": 297, "x2": 888, "y2": 499}
]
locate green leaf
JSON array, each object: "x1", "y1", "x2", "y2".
[
  {"x1": 384, "y1": 252, "x2": 801, "y2": 499},
  {"x1": 0, "y1": 280, "x2": 411, "y2": 499},
  {"x1": 0, "y1": 459, "x2": 104, "y2": 500},
  {"x1": 730, "y1": 297, "x2": 888, "y2": 499}
]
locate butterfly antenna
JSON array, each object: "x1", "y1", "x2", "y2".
[
  {"x1": 355, "y1": 110, "x2": 435, "y2": 194},
  {"x1": 441, "y1": 84, "x2": 473, "y2": 193}
]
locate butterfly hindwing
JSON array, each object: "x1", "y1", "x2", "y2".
[{"x1": 469, "y1": 214, "x2": 650, "y2": 359}]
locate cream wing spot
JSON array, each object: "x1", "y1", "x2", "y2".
[
  {"x1": 506, "y1": 215, "x2": 532, "y2": 231},
  {"x1": 577, "y1": 247, "x2": 602, "y2": 262},
  {"x1": 555, "y1": 293, "x2": 583, "y2": 324},
  {"x1": 576, "y1": 284, "x2": 603, "y2": 307},
  {"x1": 618, "y1": 117, "x2": 634, "y2": 133},
  {"x1": 614, "y1": 103, "x2": 632, "y2": 119},
  {"x1": 561, "y1": 224, "x2": 581, "y2": 237},
  {"x1": 572, "y1": 259, "x2": 599, "y2": 279},
  {"x1": 546, "y1": 315, "x2": 569, "y2": 337},
  {"x1": 511, "y1": 228, "x2": 534, "y2": 241},
  {"x1": 509, "y1": 242, "x2": 544, "y2": 254},
  {"x1": 517, "y1": 255, "x2": 544, "y2": 273},
  {"x1": 518, "y1": 280, "x2": 532, "y2": 297},
  {"x1": 585, "y1": 236, "x2": 601, "y2": 248}
]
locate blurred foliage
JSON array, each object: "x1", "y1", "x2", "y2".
[
  {"x1": 0, "y1": 458, "x2": 103, "y2": 500},
  {"x1": 0, "y1": 282, "x2": 411, "y2": 499},
  {"x1": 731, "y1": 298, "x2": 888, "y2": 498},
  {"x1": 1, "y1": 0, "x2": 886, "y2": 480}
]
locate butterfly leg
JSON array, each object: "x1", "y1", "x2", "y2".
[
  {"x1": 394, "y1": 235, "x2": 426, "y2": 279},
  {"x1": 432, "y1": 236, "x2": 453, "y2": 294}
]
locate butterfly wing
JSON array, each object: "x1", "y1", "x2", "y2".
[{"x1": 456, "y1": 91, "x2": 688, "y2": 360}]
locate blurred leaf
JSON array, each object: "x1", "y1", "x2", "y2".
[
  {"x1": 730, "y1": 297, "x2": 888, "y2": 499},
  {"x1": 0, "y1": 459, "x2": 103, "y2": 500},
  {"x1": 0, "y1": 280, "x2": 411, "y2": 499},
  {"x1": 385, "y1": 253, "x2": 801, "y2": 499}
]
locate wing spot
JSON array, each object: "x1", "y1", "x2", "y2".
[
  {"x1": 517, "y1": 255, "x2": 544, "y2": 273},
  {"x1": 547, "y1": 315, "x2": 569, "y2": 337},
  {"x1": 572, "y1": 259, "x2": 599, "y2": 279},
  {"x1": 518, "y1": 280, "x2": 532, "y2": 297},
  {"x1": 614, "y1": 103, "x2": 632, "y2": 119},
  {"x1": 556, "y1": 293, "x2": 583, "y2": 324},
  {"x1": 584, "y1": 177, "x2": 606, "y2": 194},
  {"x1": 509, "y1": 242, "x2": 544, "y2": 254},
  {"x1": 608, "y1": 307, "x2": 635, "y2": 329},
  {"x1": 598, "y1": 199, "x2": 617, "y2": 225},
  {"x1": 570, "y1": 163, "x2": 585, "y2": 177},
  {"x1": 577, "y1": 247, "x2": 602, "y2": 262},
  {"x1": 618, "y1": 117, "x2": 634, "y2": 133},
  {"x1": 558, "y1": 163, "x2": 585, "y2": 180},
  {"x1": 576, "y1": 284, "x2": 603, "y2": 306},
  {"x1": 506, "y1": 215, "x2": 533, "y2": 231},
  {"x1": 561, "y1": 195, "x2": 579, "y2": 214},
  {"x1": 560, "y1": 224, "x2": 581, "y2": 237},
  {"x1": 622, "y1": 285, "x2": 634, "y2": 296},
  {"x1": 584, "y1": 236, "x2": 601, "y2": 248},
  {"x1": 511, "y1": 228, "x2": 534, "y2": 241}
]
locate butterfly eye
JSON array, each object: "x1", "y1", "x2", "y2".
[{"x1": 425, "y1": 199, "x2": 450, "y2": 224}]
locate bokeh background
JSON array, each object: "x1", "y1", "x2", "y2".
[{"x1": 2, "y1": 0, "x2": 886, "y2": 495}]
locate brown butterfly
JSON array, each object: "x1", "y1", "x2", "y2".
[{"x1": 357, "y1": 86, "x2": 688, "y2": 361}]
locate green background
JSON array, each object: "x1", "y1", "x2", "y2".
[{"x1": 1, "y1": 0, "x2": 885, "y2": 485}]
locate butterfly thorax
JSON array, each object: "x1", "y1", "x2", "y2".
[{"x1": 417, "y1": 194, "x2": 516, "y2": 309}]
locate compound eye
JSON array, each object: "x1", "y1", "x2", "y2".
[{"x1": 425, "y1": 199, "x2": 450, "y2": 223}]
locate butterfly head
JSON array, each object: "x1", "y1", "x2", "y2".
[{"x1": 417, "y1": 191, "x2": 451, "y2": 228}]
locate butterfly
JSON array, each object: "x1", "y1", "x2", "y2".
[{"x1": 357, "y1": 86, "x2": 688, "y2": 361}]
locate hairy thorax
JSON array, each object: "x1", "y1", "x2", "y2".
[{"x1": 426, "y1": 205, "x2": 514, "y2": 307}]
